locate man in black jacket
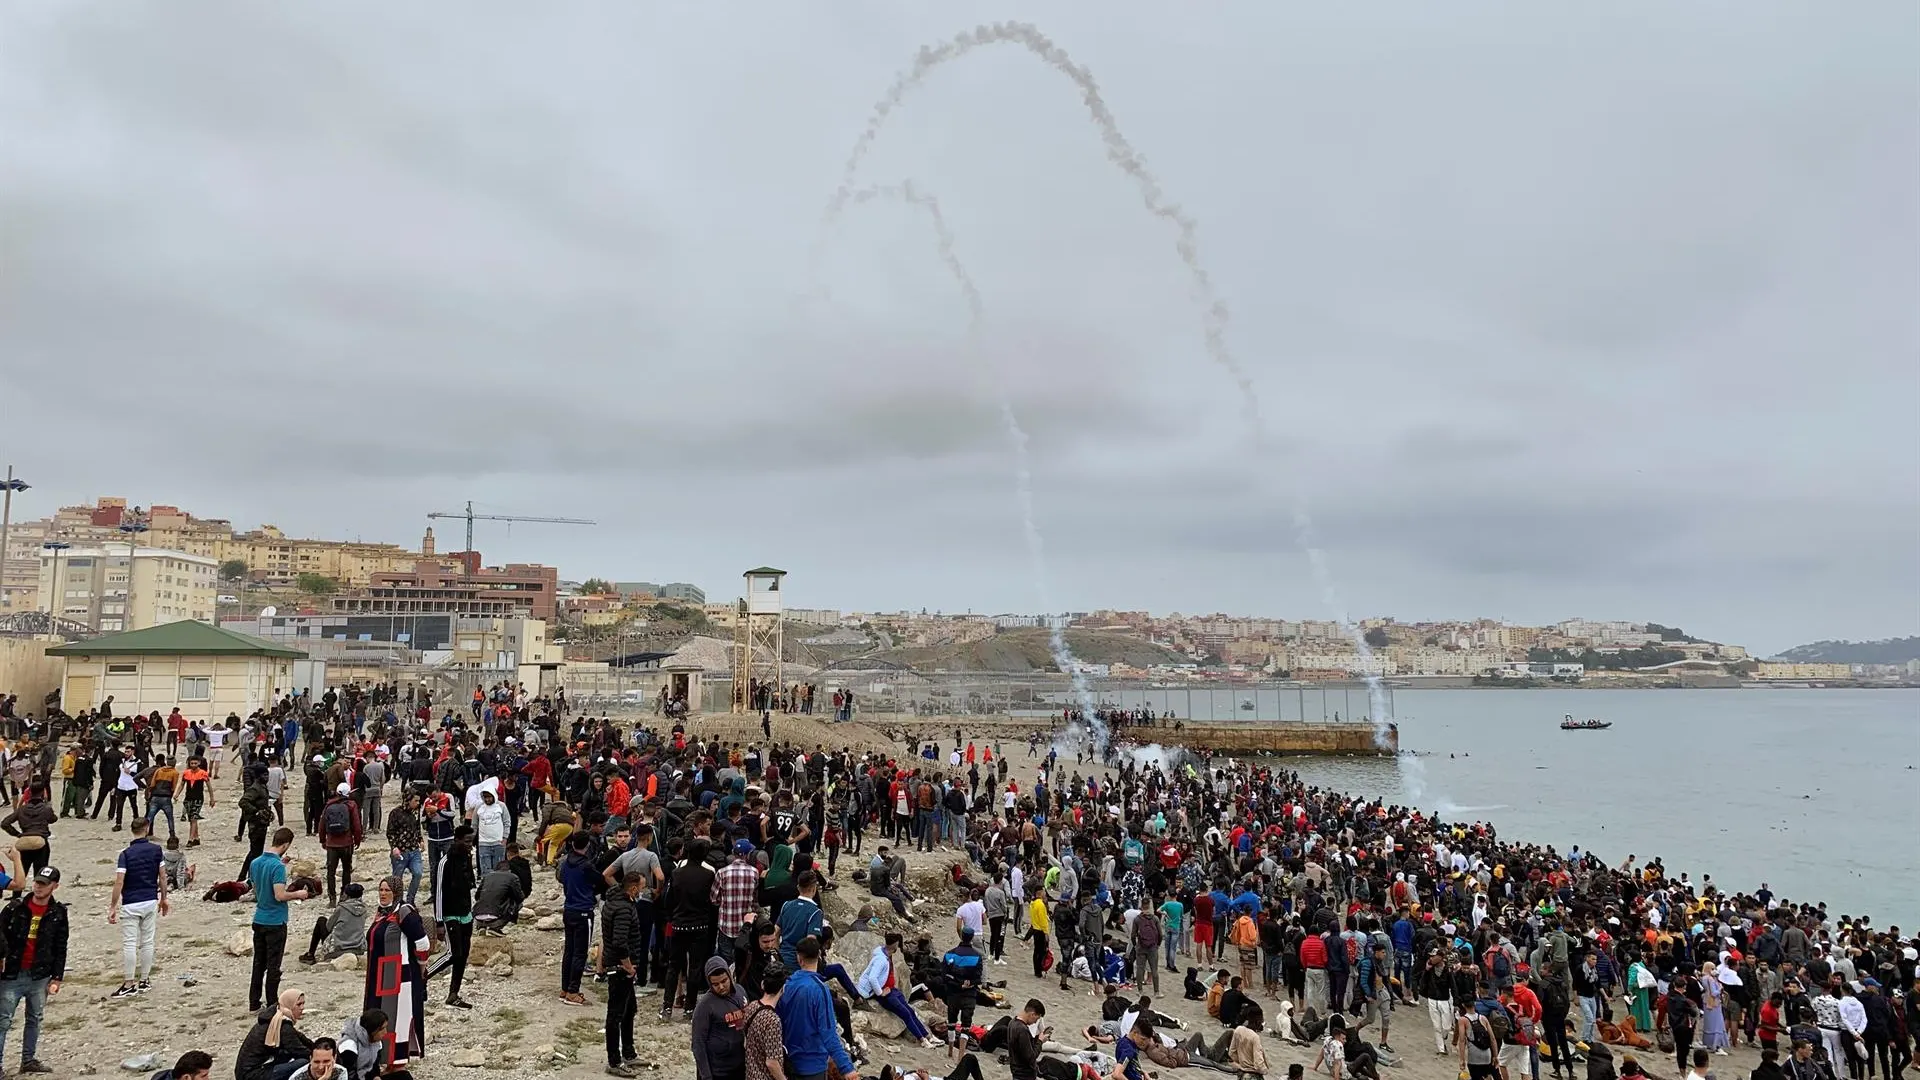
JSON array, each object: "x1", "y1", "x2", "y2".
[
  {"x1": 0, "y1": 861, "x2": 66, "y2": 1077},
  {"x1": 600, "y1": 871, "x2": 645, "y2": 1077}
]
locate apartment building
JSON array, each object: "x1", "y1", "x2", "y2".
[
  {"x1": 366, "y1": 559, "x2": 559, "y2": 621},
  {"x1": 36, "y1": 546, "x2": 217, "y2": 632}
]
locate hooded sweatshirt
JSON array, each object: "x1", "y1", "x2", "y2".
[
  {"x1": 336, "y1": 1015, "x2": 387, "y2": 1080},
  {"x1": 323, "y1": 895, "x2": 370, "y2": 958},
  {"x1": 774, "y1": 967, "x2": 854, "y2": 1078},
  {"x1": 690, "y1": 956, "x2": 747, "y2": 1080}
]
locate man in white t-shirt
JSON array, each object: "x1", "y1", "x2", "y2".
[
  {"x1": 472, "y1": 789, "x2": 509, "y2": 876},
  {"x1": 955, "y1": 891, "x2": 986, "y2": 940}
]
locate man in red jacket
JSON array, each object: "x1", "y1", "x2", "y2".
[{"x1": 318, "y1": 783, "x2": 364, "y2": 904}]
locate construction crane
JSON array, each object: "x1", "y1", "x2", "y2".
[{"x1": 427, "y1": 500, "x2": 595, "y2": 553}]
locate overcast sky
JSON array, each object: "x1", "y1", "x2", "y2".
[{"x1": 2, "y1": 3, "x2": 1914, "y2": 654}]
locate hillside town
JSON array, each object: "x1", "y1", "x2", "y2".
[{"x1": 1, "y1": 496, "x2": 1910, "y2": 720}]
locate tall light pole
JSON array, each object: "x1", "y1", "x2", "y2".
[
  {"x1": 118, "y1": 507, "x2": 149, "y2": 631},
  {"x1": 40, "y1": 541, "x2": 70, "y2": 616},
  {"x1": 0, "y1": 468, "x2": 29, "y2": 611}
]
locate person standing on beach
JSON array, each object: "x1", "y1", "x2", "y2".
[
  {"x1": 0, "y1": 858, "x2": 65, "y2": 1078},
  {"x1": 1, "y1": 787, "x2": 55, "y2": 879},
  {"x1": 107, "y1": 817, "x2": 168, "y2": 999},
  {"x1": 249, "y1": 828, "x2": 311, "y2": 1014}
]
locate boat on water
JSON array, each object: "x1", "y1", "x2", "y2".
[{"x1": 1560, "y1": 714, "x2": 1612, "y2": 730}]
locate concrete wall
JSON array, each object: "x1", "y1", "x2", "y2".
[
  {"x1": 0, "y1": 638, "x2": 63, "y2": 713},
  {"x1": 1157, "y1": 720, "x2": 1395, "y2": 756}
]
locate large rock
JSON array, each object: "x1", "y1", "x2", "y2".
[
  {"x1": 450, "y1": 1048, "x2": 488, "y2": 1068},
  {"x1": 467, "y1": 932, "x2": 515, "y2": 966},
  {"x1": 330, "y1": 953, "x2": 362, "y2": 971},
  {"x1": 225, "y1": 931, "x2": 253, "y2": 957},
  {"x1": 486, "y1": 951, "x2": 514, "y2": 977},
  {"x1": 534, "y1": 914, "x2": 562, "y2": 931}
]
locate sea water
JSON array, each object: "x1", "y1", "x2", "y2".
[{"x1": 1271, "y1": 688, "x2": 1918, "y2": 926}]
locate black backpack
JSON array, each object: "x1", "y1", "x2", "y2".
[{"x1": 322, "y1": 800, "x2": 352, "y2": 838}]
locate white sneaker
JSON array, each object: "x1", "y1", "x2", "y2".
[
  {"x1": 1715, "y1": 1050, "x2": 1728, "y2": 1057},
  {"x1": 993, "y1": 959, "x2": 1007, "y2": 966}
]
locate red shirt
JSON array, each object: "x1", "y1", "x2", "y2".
[{"x1": 20, "y1": 899, "x2": 49, "y2": 969}]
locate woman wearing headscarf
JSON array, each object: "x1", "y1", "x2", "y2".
[
  {"x1": 1627, "y1": 951, "x2": 1658, "y2": 1033},
  {"x1": 1697, "y1": 961, "x2": 1731, "y2": 1054},
  {"x1": 365, "y1": 875, "x2": 432, "y2": 1069},
  {"x1": 759, "y1": 844, "x2": 795, "y2": 923}
]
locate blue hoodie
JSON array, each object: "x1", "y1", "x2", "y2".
[
  {"x1": 774, "y1": 968, "x2": 853, "y2": 1077},
  {"x1": 558, "y1": 852, "x2": 599, "y2": 913}
]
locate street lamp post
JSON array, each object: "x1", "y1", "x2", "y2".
[
  {"x1": 40, "y1": 541, "x2": 71, "y2": 617},
  {"x1": 118, "y1": 508, "x2": 150, "y2": 631},
  {"x1": 0, "y1": 467, "x2": 29, "y2": 611}
]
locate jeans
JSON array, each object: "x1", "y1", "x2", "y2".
[
  {"x1": 1165, "y1": 935, "x2": 1178, "y2": 972},
  {"x1": 146, "y1": 795, "x2": 177, "y2": 837},
  {"x1": 120, "y1": 899, "x2": 159, "y2": 981},
  {"x1": 878, "y1": 988, "x2": 930, "y2": 1039},
  {"x1": 1328, "y1": 969, "x2": 1350, "y2": 1013},
  {"x1": 390, "y1": 850, "x2": 422, "y2": 907},
  {"x1": 477, "y1": 842, "x2": 505, "y2": 878},
  {"x1": 325, "y1": 847, "x2": 353, "y2": 904},
  {"x1": 631, "y1": 900, "x2": 657, "y2": 985},
  {"x1": 915, "y1": 809, "x2": 937, "y2": 851},
  {"x1": 561, "y1": 911, "x2": 591, "y2": 993},
  {"x1": 1579, "y1": 996, "x2": 1600, "y2": 1042},
  {"x1": 947, "y1": 809, "x2": 967, "y2": 846},
  {"x1": 1131, "y1": 945, "x2": 1160, "y2": 993},
  {"x1": 0, "y1": 974, "x2": 49, "y2": 1065},
  {"x1": 250, "y1": 922, "x2": 288, "y2": 1011}
]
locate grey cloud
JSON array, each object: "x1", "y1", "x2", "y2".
[{"x1": 0, "y1": 2, "x2": 1913, "y2": 653}]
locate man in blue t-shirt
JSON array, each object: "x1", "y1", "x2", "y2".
[
  {"x1": 247, "y1": 828, "x2": 310, "y2": 1013},
  {"x1": 108, "y1": 819, "x2": 169, "y2": 998}
]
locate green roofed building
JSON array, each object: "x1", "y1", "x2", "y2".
[{"x1": 48, "y1": 619, "x2": 304, "y2": 723}]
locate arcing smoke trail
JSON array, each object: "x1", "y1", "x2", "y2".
[
  {"x1": 842, "y1": 182, "x2": 1107, "y2": 756},
  {"x1": 824, "y1": 22, "x2": 1411, "y2": 785},
  {"x1": 821, "y1": 21, "x2": 1256, "y2": 423}
]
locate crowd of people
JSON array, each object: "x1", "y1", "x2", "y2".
[{"x1": 0, "y1": 682, "x2": 1911, "y2": 1080}]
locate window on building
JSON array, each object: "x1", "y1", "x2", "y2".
[
  {"x1": 107, "y1": 663, "x2": 137, "y2": 675},
  {"x1": 179, "y1": 676, "x2": 211, "y2": 701}
]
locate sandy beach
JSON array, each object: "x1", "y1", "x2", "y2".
[{"x1": 17, "y1": 709, "x2": 1775, "y2": 1080}]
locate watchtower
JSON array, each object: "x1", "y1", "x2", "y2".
[{"x1": 731, "y1": 566, "x2": 786, "y2": 713}]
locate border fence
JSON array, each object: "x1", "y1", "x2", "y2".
[{"x1": 333, "y1": 663, "x2": 1392, "y2": 724}]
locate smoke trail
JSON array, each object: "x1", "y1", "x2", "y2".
[
  {"x1": 824, "y1": 23, "x2": 1400, "y2": 781},
  {"x1": 820, "y1": 21, "x2": 1256, "y2": 422},
  {"x1": 1293, "y1": 508, "x2": 1425, "y2": 800},
  {"x1": 841, "y1": 181, "x2": 1107, "y2": 755}
]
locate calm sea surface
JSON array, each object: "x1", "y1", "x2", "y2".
[{"x1": 1263, "y1": 689, "x2": 1919, "y2": 927}]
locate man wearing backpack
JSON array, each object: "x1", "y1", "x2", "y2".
[
  {"x1": 1459, "y1": 982, "x2": 1507, "y2": 1080},
  {"x1": 1129, "y1": 899, "x2": 1162, "y2": 994},
  {"x1": 319, "y1": 784, "x2": 364, "y2": 905}
]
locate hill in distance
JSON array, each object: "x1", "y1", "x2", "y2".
[
  {"x1": 1771, "y1": 636, "x2": 1920, "y2": 665},
  {"x1": 873, "y1": 627, "x2": 1187, "y2": 673}
]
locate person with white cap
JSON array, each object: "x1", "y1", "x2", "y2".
[{"x1": 319, "y1": 782, "x2": 364, "y2": 905}]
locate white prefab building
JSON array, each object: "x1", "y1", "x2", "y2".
[{"x1": 47, "y1": 620, "x2": 304, "y2": 723}]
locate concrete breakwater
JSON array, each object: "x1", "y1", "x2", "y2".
[
  {"x1": 1151, "y1": 719, "x2": 1395, "y2": 756},
  {"x1": 875, "y1": 714, "x2": 1396, "y2": 757}
]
